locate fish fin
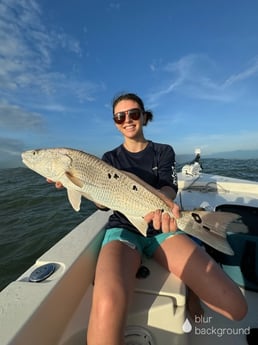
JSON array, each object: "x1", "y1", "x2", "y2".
[
  {"x1": 65, "y1": 172, "x2": 84, "y2": 188},
  {"x1": 67, "y1": 189, "x2": 82, "y2": 211},
  {"x1": 200, "y1": 232, "x2": 234, "y2": 256},
  {"x1": 201, "y1": 212, "x2": 247, "y2": 235},
  {"x1": 219, "y1": 213, "x2": 249, "y2": 234},
  {"x1": 180, "y1": 211, "x2": 244, "y2": 255},
  {"x1": 126, "y1": 216, "x2": 148, "y2": 236}
]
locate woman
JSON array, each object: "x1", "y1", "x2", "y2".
[
  {"x1": 49, "y1": 92, "x2": 247, "y2": 344},
  {"x1": 86, "y1": 93, "x2": 247, "y2": 345}
]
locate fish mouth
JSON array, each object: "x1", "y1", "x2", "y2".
[
  {"x1": 21, "y1": 152, "x2": 36, "y2": 170},
  {"x1": 21, "y1": 157, "x2": 33, "y2": 170},
  {"x1": 21, "y1": 153, "x2": 28, "y2": 166}
]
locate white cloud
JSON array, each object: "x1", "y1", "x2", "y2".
[
  {"x1": 0, "y1": 0, "x2": 103, "y2": 104},
  {"x1": 147, "y1": 54, "x2": 258, "y2": 105},
  {"x1": 0, "y1": 100, "x2": 45, "y2": 131},
  {"x1": 223, "y1": 56, "x2": 258, "y2": 87}
]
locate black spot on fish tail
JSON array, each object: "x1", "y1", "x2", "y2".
[
  {"x1": 191, "y1": 212, "x2": 202, "y2": 224},
  {"x1": 132, "y1": 185, "x2": 138, "y2": 191},
  {"x1": 113, "y1": 173, "x2": 119, "y2": 179},
  {"x1": 108, "y1": 173, "x2": 112, "y2": 179},
  {"x1": 191, "y1": 212, "x2": 210, "y2": 232}
]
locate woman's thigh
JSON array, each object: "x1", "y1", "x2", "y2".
[
  {"x1": 153, "y1": 234, "x2": 247, "y2": 320},
  {"x1": 93, "y1": 240, "x2": 141, "y2": 302},
  {"x1": 87, "y1": 241, "x2": 141, "y2": 344}
]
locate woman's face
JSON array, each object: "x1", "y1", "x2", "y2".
[{"x1": 113, "y1": 99, "x2": 146, "y2": 140}]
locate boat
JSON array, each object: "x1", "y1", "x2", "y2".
[{"x1": 0, "y1": 151, "x2": 258, "y2": 345}]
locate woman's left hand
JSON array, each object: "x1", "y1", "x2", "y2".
[{"x1": 144, "y1": 201, "x2": 180, "y2": 233}]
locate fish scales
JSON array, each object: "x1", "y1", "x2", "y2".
[
  {"x1": 21, "y1": 147, "x2": 247, "y2": 255},
  {"x1": 59, "y1": 149, "x2": 171, "y2": 217}
]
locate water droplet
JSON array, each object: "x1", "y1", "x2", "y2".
[{"x1": 182, "y1": 318, "x2": 192, "y2": 333}]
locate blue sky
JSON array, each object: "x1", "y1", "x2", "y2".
[{"x1": 1, "y1": 0, "x2": 258, "y2": 167}]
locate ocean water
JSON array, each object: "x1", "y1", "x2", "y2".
[{"x1": 1, "y1": 158, "x2": 258, "y2": 291}]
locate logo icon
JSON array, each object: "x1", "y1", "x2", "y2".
[{"x1": 182, "y1": 318, "x2": 192, "y2": 333}]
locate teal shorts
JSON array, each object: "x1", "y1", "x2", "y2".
[{"x1": 102, "y1": 227, "x2": 184, "y2": 258}]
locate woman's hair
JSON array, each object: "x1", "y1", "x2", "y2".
[{"x1": 112, "y1": 92, "x2": 153, "y2": 126}]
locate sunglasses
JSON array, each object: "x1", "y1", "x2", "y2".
[{"x1": 113, "y1": 108, "x2": 142, "y2": 124}]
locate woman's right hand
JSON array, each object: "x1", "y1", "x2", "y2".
[{"x1": 46, "y1": 179, "x2": 63, "y2": 189}]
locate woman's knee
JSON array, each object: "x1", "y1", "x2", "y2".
[
  {"x1": 92, "y1": 284, "x2": 130, "y2": 321},
  {"x1": 229, "y1": 292, "x2": 248, "y2": 321}
]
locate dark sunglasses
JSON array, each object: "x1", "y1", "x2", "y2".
[{"x1": 113, "y1": 108, "x2": 142, "y2": 124}]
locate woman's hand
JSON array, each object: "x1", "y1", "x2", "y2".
[
  {"x1": 46, "y1": 179, "x2": 63, "y2": 189},
  {"x1": 144, "y1": 189, "x2": 180, "y2": 233}
]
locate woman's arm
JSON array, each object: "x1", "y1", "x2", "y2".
[{"x1": 160, "y1": 185, "x2": 177, "y2": 201}]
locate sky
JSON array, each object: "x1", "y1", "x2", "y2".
[{"x1": 1, "y1": 0, "x2": 258, "y2": 167}]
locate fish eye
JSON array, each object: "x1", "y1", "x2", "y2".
[{"x1": 32, "y1": 150, "x2": 39, "y2": 156}]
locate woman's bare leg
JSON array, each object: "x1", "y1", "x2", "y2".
[
  {"x1": 154, "y1": 234, "x2": 247, "y2": 321},
  {"x1": 187, "y1": 288, "x2": 204, "y2": 319},
  {"x1": 87, "y1": 241, "x2": 141, "y2": 345}
]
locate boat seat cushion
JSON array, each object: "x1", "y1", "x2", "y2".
[
  {"x1": 205, "y1": 205, "x2": 258, "y2": 292},
  {"x1": 221, "y1": 234, "x2": 258, "y2": 292}
]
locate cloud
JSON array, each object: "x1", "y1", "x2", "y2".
[
  {"x1": 223, "y1": 56, "x2": 258, "y2": 87},
  {"x1": 109, "y1": 2, "x2": 121, "y2": 10},
  {"x1": 0, "y1": 0, "x2": 51, "y2": 70},
  {"x1": 0, "y1": 137, "x2": 25, "y2": 167},
  {"x1": 0, "y1": 137, "x2": 25, "y2": 154},
  {"x1": 0, "y1": 100, "x2": 45, "y2": 131},
  {"x1": 0, "y1": 0, "x2": 103, "y2": 104},
  {"x1": 147, "y1": 54, "x2": 258, "y2": 105}
]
